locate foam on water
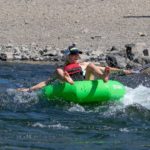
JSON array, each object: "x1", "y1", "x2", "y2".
[
  {"x1": 2, "y1": 85, "x2": 150, "y2": 116},
  {"x1": 7, "y1": 89, "x2": 39, "y2": 104},
  {"x1": 68, "y1": 104, "x2": 85, "y2": 112},
  {"x1": 83, "y1": 85, "x2": 150, "y2": 118},
  {"x1": 0, "y1": 88, "x2": 40, "y2": 110},
  {"x1": 32, "y1": 122, "x2": 69, "y2": 130},
  {"x1": 122, "y1": 85, "x2": 150, "y2": 109}
]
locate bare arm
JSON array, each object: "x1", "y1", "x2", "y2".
[
  {"x1": 17, "y1": 78, "x2": 51, "y2": 92},
  {"x1": 17, "y1": 67, "x2": 59, "y2": 92},
  {"x1": 27, "y1": 80, "x2": 48, "y2": 91}
]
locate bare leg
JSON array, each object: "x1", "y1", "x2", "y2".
[
  {"x1": 85, "y1": 63, "x2": 110, "y2": 82},
  {"x1": 56, "y1": 68, "x2": 74, "y2": 84},
  {"x1": 85, "y1": 63, "x2": 96, "y2": 80}
]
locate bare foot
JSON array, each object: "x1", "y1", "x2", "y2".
[
  {"x1": 17, "y1": 88, "x2": 30, "y2": 92},
  {"x1": 64, "y1": 71, "x2": 74, "y2": 84},
  {"x1": 123, "y1": 69, "x2": 132, "y2": 75},
  {"x1": 103, "y1": 66, "x2": 110, "y2": 82}
]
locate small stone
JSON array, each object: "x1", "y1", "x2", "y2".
[
  {"x1": 138, "y1": 32, "x2": 146, "y2": 37},
  {"x1": 110, "y1": 46, "x2": 118, "y2": 51},
  {"x1": 6, "y1": 43, "x2": 13, "y2": 48},
  {"x1": 14, "y1": 55, "x2": 22, "y2": 60},
  {"x1": 82, "y1": 28, "x2": 89, "y2": 34}
]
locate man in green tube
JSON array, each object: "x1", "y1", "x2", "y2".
[{"x1": 17, "y1": 44, "x2": 131, "y2": 92}]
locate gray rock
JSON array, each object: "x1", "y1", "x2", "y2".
[
  {"x1": 42, "y1": 56, "x2": 51, "y2": 61},
  {"x1": 142, "y1": 56, "x2": 150, "y2": 64},
  {"x1": 31, "y1": 56, "x2": 41, "y2": 61},
  {"x1": 91, "y1": 50, "x2": 103, "y2": 56},
  {"x1": 143, "y1": 49, "x2": 149, "y2": 56},
  {"x1": 125, "y1": 43, "x2": 135, "y2": 60},
  {"x1": 138, "y1": 32, "x2": 147, "y2": 37},
  {"x1": 81, "y1": 28, "x2": 89, "y2": 34},
  {"x1": 80, "y1": 54, "x2": 90, "y2": 61},
  {"x1": 91, "y1": 36, "x2": 102, "y2": 40},
  {"x1": 0, "y1": 53, "x2": 7, "y2": 61},
  {"x1": 21, "y1": 53, "x2": 30, "y2": 60},
  {"x1": 0, "y1": 52, "x2": 14, "y2": 60},
  {"x1": 21, "y1": 46, "x2": 27, "y2": 52},
  {"x1": 105, "y1": 54, "x2": 126, "y2": 68},
  {"x1": 141, "y1": 67, "x2": 150, "y2": 75},
  {"x1": 13, "y1": 55, "x2": 22, "y2": 60},
  {"x1": 42, "y1": 51, "x2": 57, "y2": 56},
  {"x1": 132, "y1": 42, "x2": 147, "y2": 57},
  {"x1": 126, "y1": 60, "x2": 142, "y2": 69},
  {"x1": 6, "y1": 52, "x2": 14, "y2": 60},
  {"x1": 5, "y1": 43, "x2": 13, "y2": 48},
  {"x1": 14, "y1": 46, "x2": 21, "y2": 54}
]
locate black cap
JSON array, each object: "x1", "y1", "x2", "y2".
[
  {"x1": 69, "y1": 47, "x2": 82, "y2": 54},
  {"x1": 64, "y1": 44, "x2": 82, "y2": 55}
]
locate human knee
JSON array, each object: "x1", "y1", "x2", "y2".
[
  {"x1": 86, "y1": 63, "x2": 95, "y2": 71},
  {"x1": 56, "y1": 68, "x2": 64, "y2": 75}
]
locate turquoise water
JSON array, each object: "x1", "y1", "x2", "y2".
[{"x1": 0, "y1": 61, "x2": 150, "y2": 150}]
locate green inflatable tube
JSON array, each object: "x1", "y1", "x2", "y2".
[{"x1": 42, "y1": 80, "x2": 126, "y2": 104}]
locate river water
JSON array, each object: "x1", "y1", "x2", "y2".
[{"x1": 0, "y1": 61, "x2": 150, "y2": 150}]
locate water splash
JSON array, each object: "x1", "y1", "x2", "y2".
[
  {"x1": 122, "y1": 85, "x2": 150, "y2": 109},
  {"x1": 68, "y1": 104, "x2": 85, "y2": 112},
  {"x1": 7, "y1": 89, "x2": 39, "y2": 104},
  {"x1": 85, "y1": 85, "x2": 150, "y2": 120},
  {"x1": 0, "y1": 89, "x2": 39, "y2": 110}
]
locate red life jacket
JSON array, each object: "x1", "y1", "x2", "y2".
[{"x1": 64, "y1": 63, "x2": 82, "y2": 75}]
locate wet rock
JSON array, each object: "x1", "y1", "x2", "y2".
[
  {"x1": 126, "y1": 60, "x2": 142, "y2": 69},
  {"x1": 141, "y1": 67, "x2": 150, "y2": 75},
  {"x1": 0, "y1": 53, "x2": 7, "y2": 61},
  {"x1": 125, "y1": 43, "x2": 135, "y2": 60},
  {"x1": 105, "y1": 54, "x2": 126, "y2": 68},
  {"x1": 142, "y1": 56, "x2": 150, "y2": 64}
]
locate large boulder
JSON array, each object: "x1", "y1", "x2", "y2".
[
  {"x1": 105, "y1": 52, "x2": 127, "y2": 68},
  {"x1": 125, "y1": 43, "x2": 150, "y2": 63}
]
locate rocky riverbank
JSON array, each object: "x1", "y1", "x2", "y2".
[{"x1": 0, "y1": 42, "x2": 149, "y2": 70}]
